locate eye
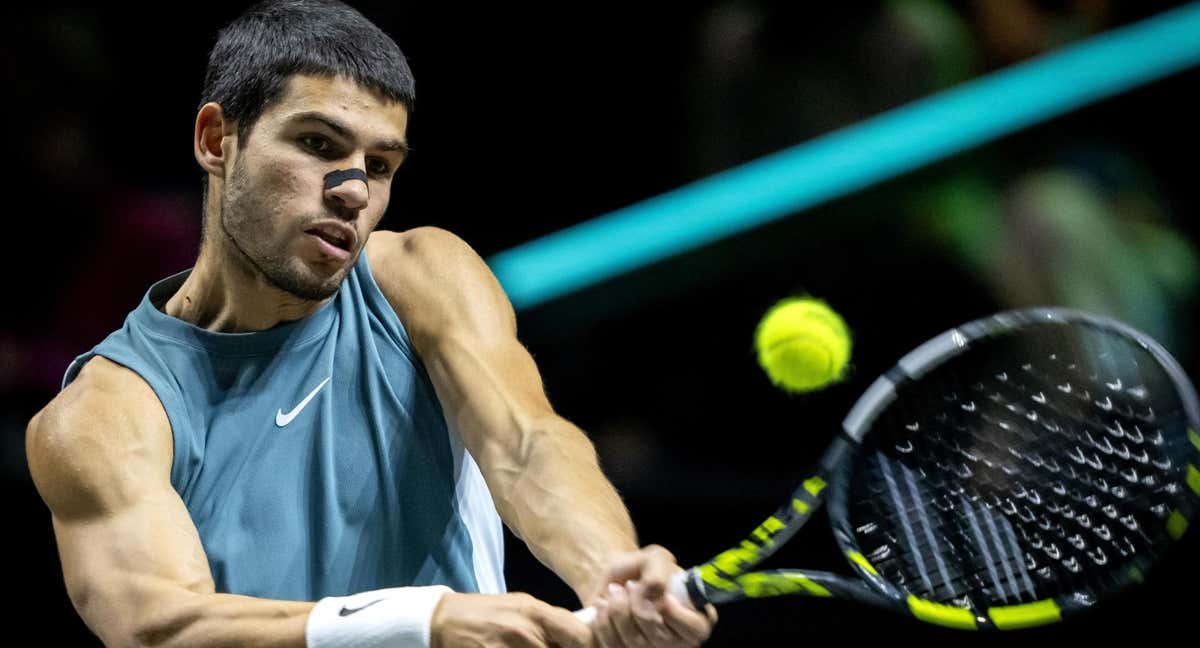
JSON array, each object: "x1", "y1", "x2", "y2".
[
  {"x1": 301, "y1": 136, "x2": 332, "y2": 154},
  {"x1": 367, "y1": 158, "x2": 391, "y2": 176}
]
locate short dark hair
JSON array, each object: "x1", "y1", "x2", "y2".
[{"x1": 200, "y1": 0, "x2": 415, "y2": 146}]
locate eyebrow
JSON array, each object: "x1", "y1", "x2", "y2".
[{"x1": 287, "y1": 111, "x2": 410, "y2": 156}]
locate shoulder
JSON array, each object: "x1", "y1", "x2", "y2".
[
  {"x1": 366, "y1": 226, "x2": 486, "y2": 281},
  {"x1": 27, "y1": 357, "x2": 173, "y2": 520},
  {"x1": 365, "y1": 228, "x2": 516, "y2": 350}
]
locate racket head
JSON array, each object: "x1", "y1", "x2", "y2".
[{"x1": 825, "y1": 308, "x2": 1200, "y2": 630}]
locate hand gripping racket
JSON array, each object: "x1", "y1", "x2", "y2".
[{"x1": 578, "y1": 308, "x2": 1200, "y2": 630}]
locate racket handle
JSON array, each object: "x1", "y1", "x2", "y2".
[
  {"x1": 573, "y1": 605, "x2": 597, "y2": 625},
  {"x1": 572, "y1": 570, "x2": 694, "y2": 625}
]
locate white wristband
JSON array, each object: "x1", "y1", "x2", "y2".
[{"x1": 306, "y1": 585, "x2": 452, "y2": 648}]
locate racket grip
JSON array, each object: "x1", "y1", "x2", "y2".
[{"x1": 572, "y1": 570, "x2": 694, "y2": 625}]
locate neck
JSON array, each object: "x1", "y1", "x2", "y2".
[{"x1": 164, "y1": 232, "x2": 329, "y2": 333}]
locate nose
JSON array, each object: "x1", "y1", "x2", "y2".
[{"x1": 324, "y1": 168, "x2": 369, "y2": 213}]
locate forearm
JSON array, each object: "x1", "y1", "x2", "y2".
[
  {"x1": 494, "y1": 416, "x2": 639, "y2": 603},
  {"x1": 397, "y1": 294, "x2": 640, "y2": 601},
  {"x1": 86, "y1": 589, "x2": 312, "y2": 648}
]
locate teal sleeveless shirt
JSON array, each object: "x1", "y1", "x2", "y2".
[{"x1": 62, "y1": 253, "x2": 505, "y2": 601}]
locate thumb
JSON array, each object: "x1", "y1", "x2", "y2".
[{"x1": 607, "y1": 545, "x2": 679, "y2": 600}]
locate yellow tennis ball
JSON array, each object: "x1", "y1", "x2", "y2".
[{"x1": 754, "y1": 297, "x2": 852, "y2": 393}]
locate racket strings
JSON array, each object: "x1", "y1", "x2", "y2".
[
  {"x1": 873, "y1": 408, "x2": 1170, "y2": 601},
  {"x1": 968, "y1": 358, "x2": 1190, "y2": 525},
  {"x1": 995, "y1": 356, "x2": 1179, "y2": 466},
  {"x1": 958, "y1": 376, "x2": 1178, "y2": 519},
  {"x1": 858, "y1": 452, "x2": 1057, "y2": 605},
  {"x1": 847, "y1": 333, "x2": 1193, "y2": 608}
]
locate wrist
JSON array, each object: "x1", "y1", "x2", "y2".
[
  {"x1": 577, "y1": 548, "x2": 636, "y2": 604},
  {"x1": 306, "y1": 585, "x2": 452, "y2": 648},
  {"x1": 428, "y1": 591, "x2": 459, "y2": 648}
]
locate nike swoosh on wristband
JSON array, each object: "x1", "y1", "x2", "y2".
[
  {"x1": 275, "y1": 376, "x2": 332, "y2": 427},
  {"x1": 339, "y1": 598, "x2": 386, "y2": 617}
]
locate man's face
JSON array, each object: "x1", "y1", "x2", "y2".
[{"x1": 219, "y1": 74, "x2": 409, "y2": 300}]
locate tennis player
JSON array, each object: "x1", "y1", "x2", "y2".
[{"x1": 25, "y1": 1, "x2": 715, "y2": 646}]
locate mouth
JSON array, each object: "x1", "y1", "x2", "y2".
[{"x1": 304, "y1": 222, "x2": 355, "y2": 255}]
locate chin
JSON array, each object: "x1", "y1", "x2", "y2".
[{"x1": 268, "y1": 259, "x2": 348, "y2": 301}]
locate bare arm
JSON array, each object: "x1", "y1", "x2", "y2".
[
  {"x1": 367, "y1": 228, "x2": 640, "y2": 603},
  {"x1": 27, "y1": 357, "x2": 313, "y2": 648}
]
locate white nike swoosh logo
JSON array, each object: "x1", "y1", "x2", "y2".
[{"x1": 275, "y1": 376, "x2": 332, "y2": 427}]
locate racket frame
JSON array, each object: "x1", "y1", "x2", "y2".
[{"x1": 683, "y1": 308, "x2": 1200, "y2": 631}]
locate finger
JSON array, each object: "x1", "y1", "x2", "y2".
[
  {"x1": 634, "y1": 546, "x2": 677, "y2": 600},
  {"x1": 592, "y1": 597, "x2": 620, "y2": 648},
  {"x1": 626, "y1": 580, "x2": 678, "y2": 645},
  {"x1": 603, "y1": 551, "x2": 647, "y2": 586},
  {"x1": 606, "y1": 582, "x2": 652, "y2": 647},
  {"x1": 659, "y1": 590, "x2": 714, "y2": 645},
  {"x1": 537, "y1": 604, "x2": 592, "y2": 648},
  {"x1": 506, "y1": 618, "x2": 546, "y2": 648}
]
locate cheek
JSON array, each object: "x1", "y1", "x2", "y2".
[
  {"x1": 364, "y1": 194, "x2": 390, "y2": 230},
  {"x1": 369, "y1": 190, "x2": 390, "y2": 215},
  {"x1": 238, "y1": 156, "x2": 324, "y2": 231},
  {"x1": 225, "y1": 164, "x2": 297, "y2": 233},
  {"x1": 260, "y1": 156, "x2": 313, "y2": 202}
]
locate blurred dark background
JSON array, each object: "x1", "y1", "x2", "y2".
[{"x1": 4, "y1": 1, "x2": 1199, "y2": 644}]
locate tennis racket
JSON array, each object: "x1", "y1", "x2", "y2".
[{"x1": 577, "y1": 307, "x2": 1200, "y2": 630}]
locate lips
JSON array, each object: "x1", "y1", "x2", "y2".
[{"x1": 304, "y1": 222, "x2": 355, "y2": 251}]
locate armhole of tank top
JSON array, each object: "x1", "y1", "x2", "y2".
[
  {"x1": 355, "y1": 249, "x2": 423, "y2": 369},
  {"x1": 71, "y1": 351, "x2": 190, "y2": 494}
]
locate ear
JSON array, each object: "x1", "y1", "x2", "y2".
[{"x1": 194, "y1": 102, "x2": 236, "y2": 178}]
